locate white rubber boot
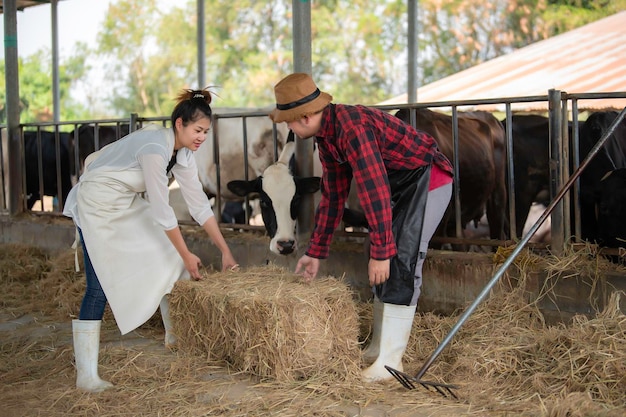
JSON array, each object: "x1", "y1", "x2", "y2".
[
  {"x1": 362, "y1": 298, "x2": 383, "y2": 364},
  {"x1": 362, "y1": 303, "x2": 417, "y2": 383},
  {"x1": 72, "y1": 319, "x2": 114, "y2": 392},
  {"x1": 160, "y1": 296, "x2": 177, "y2": 349}
]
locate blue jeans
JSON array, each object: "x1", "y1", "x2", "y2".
[{"x1": 78, "y1": 228, "x2": 108, "y2": 320}]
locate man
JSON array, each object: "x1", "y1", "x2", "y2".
[{"x1": 269, "y1": 73, "x2": 453, "y2": 382}]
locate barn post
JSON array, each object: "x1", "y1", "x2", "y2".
[
  {"x1": 407, "y1": 0, "x2": 418, "y2": 103},
  {"x1": 291, "y1": 0, "x2": 315, "y2": 238},
  {"x1": 3, "y1": 0, "x2": 25, "y2": 215},
  {"x1": 196, "y1": 0, "x2": 206, "y2": 89},
  {"x1": 548, "y1": 89, "x2": 564, "y2": 253},
  {"x1": 560, "y1": 97, "x2": 572, "y2": 242},
  {"x1": 51, "y1": 0, "x2": 60, "y2": 123}
]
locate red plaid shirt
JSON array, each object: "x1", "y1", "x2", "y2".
[{"x1": 306, "y1": 104, "x2": 453, "y2": 260}]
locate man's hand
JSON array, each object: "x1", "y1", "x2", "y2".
[
  {"x1": 295, "y1": 255, "x2": 320, "y2": 283},
  {"x1": 368, "y1": 258, "x2": 390, "y2": 286}
]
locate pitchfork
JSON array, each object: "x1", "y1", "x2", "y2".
[{"x1": 385, "y1": 106, "x2": 626, "y2": 398}]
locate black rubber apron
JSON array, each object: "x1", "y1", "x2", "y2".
[{"x1": 376, "y1": 165, "x2": 431, "y2": 305}]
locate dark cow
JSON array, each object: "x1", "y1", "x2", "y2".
[
  {"x1": 70, "y1": 123, "x2": 130, "y2": 175},
  {"x1": 395, "y1": 108, "x2": 508, "y2": 241},
  {"x1": 595, "y1": 168, "x2": 626, "y2": 248},
  {"x1": 578, "y1": 110, "x2": 626, "y2": 245},
  {"x1": 503, "y1": 111, "x2": 626, "y2": 249},
  {"x1": 23, "y1": 130, "x2": 73, "y2": 210},
  {"x1": 227, "y1": 134, "x2": 321, "y2": 255},
  {"x1": 500, "y1": 114, "x2": 553, "y2": 238}
]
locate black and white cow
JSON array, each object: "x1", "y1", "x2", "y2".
[{"x1": 227, "y1": 133, "x2": 321, "y2": 255}]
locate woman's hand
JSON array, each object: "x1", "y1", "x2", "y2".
[
  {"x1": 183, "y1": 252, "x2": 203, "y2": 280},
  {"x1": 368, "y1": 258, "x2": 390, "y2": 286},
  {"x1": 221, "y1": 251, "x2": 239, "y2": 272}
]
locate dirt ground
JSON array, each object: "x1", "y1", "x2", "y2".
[
  {"x1": 1, "y1": 307, "x2": 480, "y2": 417},
  {"x1": 0, "y1": 244, "x2": 477, "y2": 417}
]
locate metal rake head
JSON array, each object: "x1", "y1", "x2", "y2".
[{"x1": 385, "y1": 366, "x2": 459, "y2": 399}]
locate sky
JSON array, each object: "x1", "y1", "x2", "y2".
[
  {"x1": 0, "y1": 0, "x2": 179, "y2": 60},
  {"x1": 0, "y1": 0, "x2": 114, "y2": 60},
  {"x1": 1, "y1": 0, "x2": 181, "y2": 110}
]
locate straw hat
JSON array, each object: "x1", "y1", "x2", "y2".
[{"x1": 269, "y1": 73, "x2": 333, "y2": 123}]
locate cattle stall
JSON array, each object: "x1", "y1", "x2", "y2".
[{"x1": 2, "y1": 92, "x2": 626, "y2": 258}]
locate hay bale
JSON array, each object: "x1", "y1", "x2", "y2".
[{"x1": 169, "y1": 264, "x2": 362, "y2": 382}]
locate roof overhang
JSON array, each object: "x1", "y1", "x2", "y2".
[{"x1": 0, "y1": 1, "x2": 63, "y2": 14}]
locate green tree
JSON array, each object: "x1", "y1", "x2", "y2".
[
  {"x1": 73, "y1": 0, "x2": 626, "y2": 117},
  {"x1": 1, "y1": 47, "x2": 89, "y2": 124},
  {"x1": 417, "y1": 0, "x2": 626, "y2": 85}
]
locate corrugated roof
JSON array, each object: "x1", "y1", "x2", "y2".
[{"x1": 380, "y1": 11, "x2": 626, "y2": 112}]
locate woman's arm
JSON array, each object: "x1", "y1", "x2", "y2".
[
  {"x1": 201, "y1": 216, "x2": 238, "y2": 271},
  {"x1": 165, "y1": 226, "x2": 204, "y2": 280}
]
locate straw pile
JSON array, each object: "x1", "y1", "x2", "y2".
[
  {"x1": 2, "y1": 242, "x2": 626, "y2": 416},
  {"x1": 168, "y1": 264, "x2": 362, "y2": 382},
  {"x1": 0, "y1": 243, "x2": 50, "y2": 314},
  {"x1": 401, "y1": 247, "x2": 626, "y2": 416}
]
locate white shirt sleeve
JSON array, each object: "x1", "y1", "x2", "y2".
[
  {"x1": 171, "y1": 150, "x2": 214, "y2": 225},
  {"x1": 138, "y1": 153, "x2": 180, "y2": 230}
]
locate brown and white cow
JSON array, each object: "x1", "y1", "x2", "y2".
[
  {"x1": 395, "y1": 108, "x2": 508, "y2": 242},
  {"x1": 228, "y1": 108, "x2": 509, "y2": 254}
]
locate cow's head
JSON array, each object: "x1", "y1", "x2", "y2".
[{"x1": 227, "y1": 137, "x2": 321, "y2": 255}]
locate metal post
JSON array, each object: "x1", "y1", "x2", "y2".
[
  {"x1": 3, "y1": 0, "x2": 24, "y2": 215},
  {"x1": 51, "y1": 0, "x2": 60, "y2": 123},
  {"x1": 548, "y1": 89, "x2": 564, "y2": 253},
  {"x1": 407, "y1": 0, "x2": 418, "y2": 103},
  {"x1": 560, "y1": 97, "x2": 571, "y2": 241},
  {"x1": 571, "y1": 100, "x2": 581, "y2": 239},
  {"x1": 504, "y1": 103, "x2": 517, "y2": 238},
  {"x1": 197, "y1": 0, "x2": 206, "y2": 88},
  {"x1": 292, "y1": 0, "x2": 314, "y2": 237}
]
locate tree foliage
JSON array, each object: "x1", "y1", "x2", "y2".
[
  {"x1": 0, "y1": 45, "x2": 89, "y2": 124},
  {"x1": 417, "y1": 0, "x2": 626, "y2": 84},
  {"x1": 2, "y1": 0, "x2": 625, "y2": 122}
]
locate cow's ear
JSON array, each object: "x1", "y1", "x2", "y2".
[
  {"x1": 227, "y1": 178, "x2": 262, "y2": 197},
  {"x1": 295, "y1": 176, "x2": 321, "y2": 195}
]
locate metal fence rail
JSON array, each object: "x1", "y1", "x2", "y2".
[{"x1": 2, "y1": 90, "x2": 626, "y2": 252}]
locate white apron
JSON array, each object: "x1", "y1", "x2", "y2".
[{"x1": 76, "y1": 169, "x2": 187, "y2": 335}]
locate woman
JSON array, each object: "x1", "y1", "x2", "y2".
[{"x1": 63, "y1": 88, "x2": 238, "y2": 392}]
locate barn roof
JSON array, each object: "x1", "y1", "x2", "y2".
[
  {"x1": 0, "y1": 1, "x2": 62, "y2": 14},
  {"x1": 379, "y1": 11, "x2": 626, "y2": 112}
]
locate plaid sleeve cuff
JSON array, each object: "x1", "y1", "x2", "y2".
[
  {"x1": 305, "y1": 241, "x2": 330, "y2": 259},
  {"x1": 369, "y1": 242, "x2": 397, "y2": 260}
]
